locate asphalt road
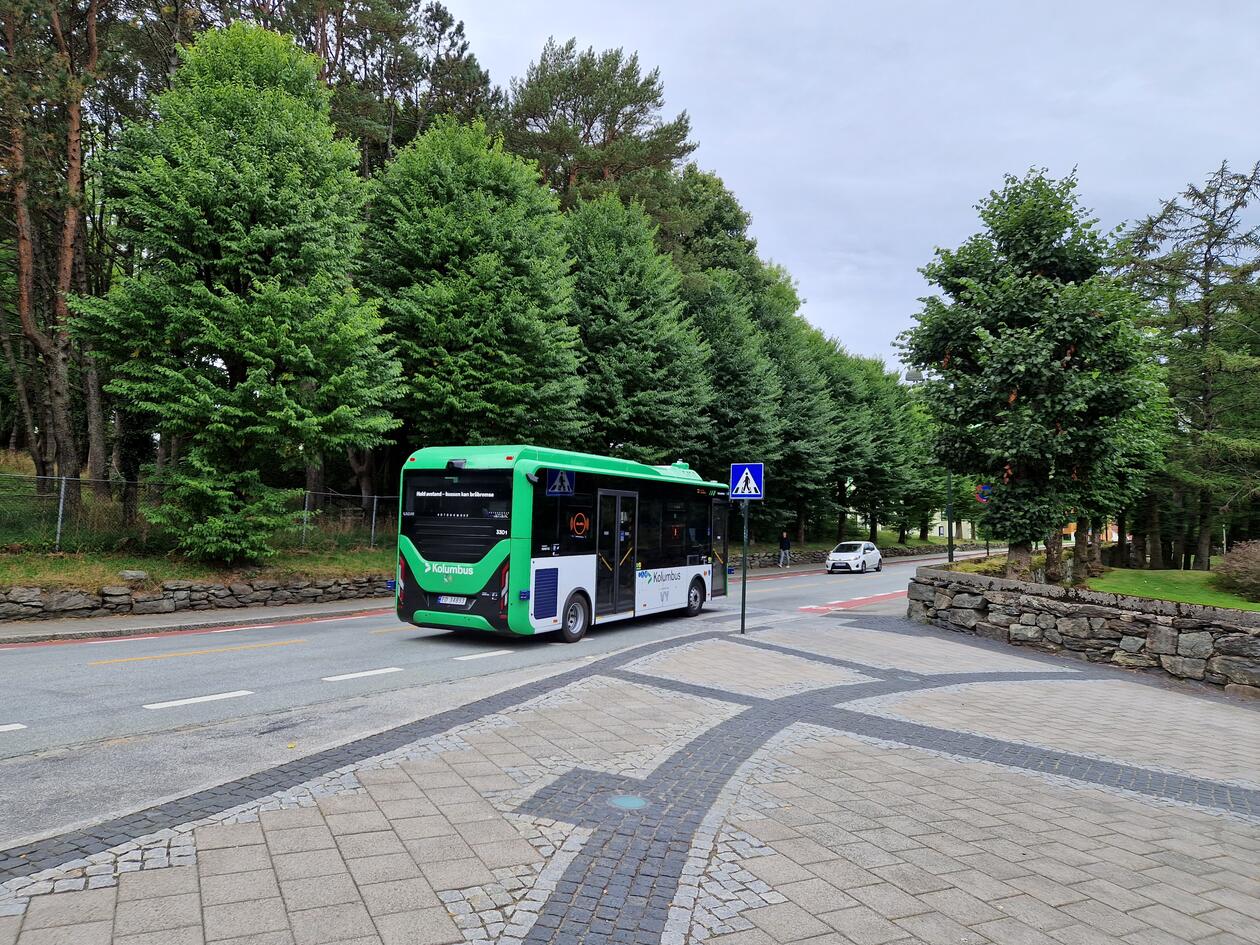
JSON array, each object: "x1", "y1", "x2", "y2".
[{"x1": 0, "y1": 550, "x2": 978, "y2": 846}]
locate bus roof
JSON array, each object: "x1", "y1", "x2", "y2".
[{"x1": 403, "y1": 445, "x2": 728, "y2": 490}]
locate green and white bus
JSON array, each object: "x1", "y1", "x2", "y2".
[{"x1": 396, "y1": 445, "x2": 729, "y2": 642}]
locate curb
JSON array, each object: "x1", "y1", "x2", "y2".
[{"x1": 0, "y1": 601, "x2": 394, "y2": 647}]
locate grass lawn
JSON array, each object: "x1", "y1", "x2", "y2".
[
  {"x1": 1087, "y1": 566, "x2": 1260, "y2": 613},
  {"x1": 0, "y1": 546, "x2": 396, "y2": 590}
]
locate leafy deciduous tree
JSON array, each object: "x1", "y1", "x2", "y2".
[
  {"x1": 902, "y1": 170, "x2": 1155, "y2": 579},
  {"x1": 564, "y1": 193, "x2": 712, "y2": 463},
  {"x1": 362, "y1": 119, "x2": 584, "y2": 450},
  {"x1": 75, "y1": 23, "x2": 399, "y2": 561}
]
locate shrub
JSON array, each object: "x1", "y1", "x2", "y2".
[{"x1": 1216, "y1": 542, "x2": 1260, "y2": 601}]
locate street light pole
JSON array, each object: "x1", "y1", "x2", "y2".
[{"x1": 946, "y1": 469, "x2": 955, "y2": 564}]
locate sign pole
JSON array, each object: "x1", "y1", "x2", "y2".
[
  {"x1": 740, "y1": 499, "x2": 750, "y2": 635},
  {"x1": 946, "y1": 468, "x2": 955, "y2": 564}
]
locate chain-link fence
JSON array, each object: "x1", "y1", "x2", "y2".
[{"x1": 0, "y1": 474, "x2": 398, "y2": 553}]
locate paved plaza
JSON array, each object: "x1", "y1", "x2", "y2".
[{"x1": 1, "y1": 611, "x2": 1258, "y2": 945}]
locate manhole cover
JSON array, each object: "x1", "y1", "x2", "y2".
[{"x1": 607, "y1": 793, "x2": 649, "y2": 811}]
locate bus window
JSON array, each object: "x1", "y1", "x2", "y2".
[
  {"x1": 686, "y1": 500, "x2": 710, "y2": 562},
  {"x1": 639, "y1": 496, "x2": 662, "y2": 566},
  {"x1": 402, "y1": 469, "x2": 511, "y2": 563}
]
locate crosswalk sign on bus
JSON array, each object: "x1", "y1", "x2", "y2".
[
  {"x1": 545, "y1": 469, "x2": 576, "y2": 497},
  {"x1": 729, "y1": 463, "x2": 765, "y2": 500}
]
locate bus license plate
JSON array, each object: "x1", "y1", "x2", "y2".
[{"x1": 437, "y1": 595, "x2": 467, "y2": 606}]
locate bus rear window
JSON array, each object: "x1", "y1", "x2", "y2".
[{"x1": 402, "y1": 469, "x2": 511, "y2": 563}]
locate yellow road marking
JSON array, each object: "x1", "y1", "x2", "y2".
[
  {"x1": 370, "y1": 627, "x2": 410, "y2": 635},
  {"x1": 89, "y1": 638, "x2": 306, "y2": 666}
]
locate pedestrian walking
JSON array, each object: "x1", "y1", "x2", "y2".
[{"x1": 778, "y1": 531, "x2": 791, "y2": 568}]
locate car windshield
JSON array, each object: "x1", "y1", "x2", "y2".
[{"x1": 833, "y1": 542, "x2": 863, "y2": 553}]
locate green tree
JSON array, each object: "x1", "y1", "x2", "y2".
[
  {"x1": 684, "y1": 269, "x2": 783, "y2": 479},
  {"x1": 74, "y1": 23, "x2": 400, "y2": 562},
  {"x1": 506, "y1": 38, "x2": 694, "y2": 207},
  {"x1": 751, "y1": 264, "x2": 842, "y2": 540},
  {"x1": 1123, "y1": 162, "x2": 1260, "y2": 570},
  {"x1": 901, "y1": 170, "x2": 1153, "y2": 579},
  {"x1": 564, "y1": 193, "x2": 712, "y2": 463},
  {"x1": 846, "y1": 358, "x2": 915, "y2": 542},
  {"x1": 362, "y1": 119, "x2": 584, "y2": 448}
]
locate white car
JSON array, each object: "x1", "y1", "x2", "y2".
[{"x1": 827, "y1": 541, "x2": 882, "y2": 574}]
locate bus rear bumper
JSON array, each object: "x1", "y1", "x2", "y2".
[{"x1": 408, "y1": 609, "x2": 525, "y2": 636}]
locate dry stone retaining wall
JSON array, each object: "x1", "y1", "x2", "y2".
[
  {"x1": 907, "y1": 566, "x2": 1260, "y2": 697},
  {"x1": 0, "y1": 575, "x2": 392, "y2": 621}
]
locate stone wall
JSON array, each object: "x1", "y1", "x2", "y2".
[
  {"x1": 907, "y1": 566, "x2": 1260, "y2": 696},
  {"x1": 0, "y1": 575, "x2": 392, "y2": 622}
]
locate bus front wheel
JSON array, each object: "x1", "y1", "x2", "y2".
[
  {"x1": 685, "y1": 579, "x2": 706, "y2": 617},
  {"x1": 560, "y1": 592, "x2": 590, "y2": 643}
]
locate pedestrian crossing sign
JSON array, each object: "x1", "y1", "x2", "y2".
[
  {"x1": 729, "y1": 463, "x2": 765, "y2": 500},
  {"x1": 546, "y1": 469, "x2": 576, "y2": 496}
]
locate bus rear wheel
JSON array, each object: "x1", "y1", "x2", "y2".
[
  {"x1": 560, "y1": 592, "x2": 590, "y2": 643},
  {"x1": 685, "y1": 579, "x2": 705, "y2": 617}
]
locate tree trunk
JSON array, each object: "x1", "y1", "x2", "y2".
[
  {"x1": 81, "y1": 347, "x2": 110, "y2": 497},
  {"x1": 305, "y1": 457, "x2": 324, "y2": 510},
  {"x1": 834, "y1": 477, "x2": 847, "y2": 542},
  {"x1": 1070, "y1": 516, "x2": 1090, "y2": 586},
  {"x1": 867, "y1": 510, "x2": 877, "y2": 543},
  {"x1": 0, "y1": 308, "x2": 45, "y2": 476},
  {"x1": 5, "y1": 7, "x2": 98, "y2": 511},
  {"x1": 898, "y1": 523, "x2": 907, "y2": 544},
  {"x1": 1116, "y1": 509, "x2": 1128, "y2": 567},
  {"x1": 154, "y1": 432, "x2": 168, "y2": 479},
  {"x1": 116, "y1": 411, "x2": 146, "y2": 527},
  {"x1": 1044, "y1": 529, "x2": 1064, "y2": 584},
  {"x1": 918, "y1": 519, "x2": 929, "y2": 542},
  {"x1": 1147, "y1": 498, "x2": 1164, "y2": 569},
  {"x1": 1170, "y1": 489, "x2": 1186, "y2": 571},
  {"x1": 1128, "y1": 504, "x2": 1149, "y2": 569},
  {"x1": 1088, "y1": 516, "x2": 1105, "y2": 577},
  {"x1": 796, "y1": 513, "x2": 806, "y2": 545},
  {"x1": 347, "y1": 447, "x2": 376, "y2": 512},
  {"x1": 1195, "y1": 488, "x2": 1213, "y2": 570},
  {"x1": 1006, "y1": 541, "x2": 1034, "y2": 581}
]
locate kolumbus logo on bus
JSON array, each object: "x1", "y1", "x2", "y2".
[{"x1": 423, "y1": 561, "x2": 475, "y2": 576}]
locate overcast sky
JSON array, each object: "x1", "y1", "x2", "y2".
[{"x1": 457, "y1": 1, "x2": 1260, "y2": 366}]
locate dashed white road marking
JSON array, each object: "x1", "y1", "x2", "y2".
[
  {"x1": 211, "y1": 624, "x2": 275, "y2": 633},
  {"x1": 454, "y1": 649, "x2": 514, "y2": 661},
  {"x1": 322, "y1": 667, "x2": 403, "y2": 682},
  {"x1": 143, "y1": 690, "x2": 254, "y2": 710},
  {"x1": 0, "y1": 723, "x2": 27, "y2": 733}
]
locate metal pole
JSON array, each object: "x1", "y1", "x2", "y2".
[
  {"x1": 302, "y1": 491, "x2": 310, "y2": 547},
  {"x1": 740, "y1": 500, "x2": 750, "y2": 635},
  {"x1": 945, "y1": 469, "x2": 955, "y2": 564},
  {"x1": 370, "y1": 495, "x2": 379, "y2": 548},
  {"x1": 54, "y1": 475, "x2": 67, "y2": 552}
]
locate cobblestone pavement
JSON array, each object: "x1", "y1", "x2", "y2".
[{"x1": 2, "y1": 611, "x2": 1258, "y2": 945}]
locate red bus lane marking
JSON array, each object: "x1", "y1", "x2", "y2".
[
  {"x1": 0, "y1": 607, "x2": 394, "y2": 651},
  {"x1": 799, "y1": 590, "x2": 907, "y2": 613}
]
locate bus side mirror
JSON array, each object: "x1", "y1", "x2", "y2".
[{"x1": 526, "y1": 472, "x2": 539, "y2": 484}]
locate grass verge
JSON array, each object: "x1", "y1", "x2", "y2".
[
  {"x1": 1087, "y1": 567, "x2": 1260, "y2": 613},
  {"x1": 0, "y1": 547, "x2": 396, "y2": 591}
]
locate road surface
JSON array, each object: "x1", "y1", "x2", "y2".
[{"x1": 0, "y1": 550, "x2": 976, "y2": 846}]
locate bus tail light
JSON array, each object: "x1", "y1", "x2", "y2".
[
  {"x1": 499, "y1": 561, "x2": 509, "y2": 617},
  {"x1": 398, "y1": 554, "x2": 406, "y2": 597}
]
